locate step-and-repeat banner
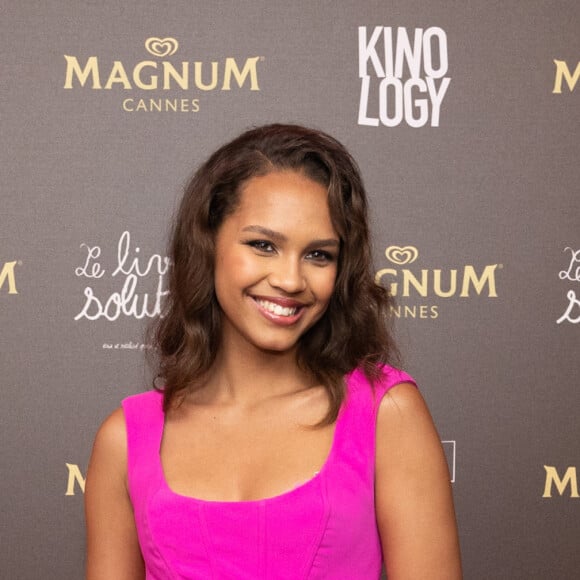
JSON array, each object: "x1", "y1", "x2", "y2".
[{"x1": 2, "y1": 2, "x2": 578, "y2": 578}]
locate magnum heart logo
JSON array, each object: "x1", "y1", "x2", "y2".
[
  {"x1": 385, "y1": 245, "x2": 419, "y2": 265},
  {"x1": 145, "y1": 37, "x2": 179, "y2": 58}
]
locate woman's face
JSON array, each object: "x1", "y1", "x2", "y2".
[{"x1": 214, "y1": 169, "x2": 339, "y2": 355}]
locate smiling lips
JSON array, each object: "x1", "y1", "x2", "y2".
[{"x1": 252, "y1": 296, "x2": 306, "y2": 325}]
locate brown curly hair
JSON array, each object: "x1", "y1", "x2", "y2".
[{"x1": 152, "y1": 124, "x2": 398, "y2": 423}]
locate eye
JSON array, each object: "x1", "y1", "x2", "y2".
[
  {"x1": 246, "y1": 240, "x2": 276, "y2": 253},
  {"x1": 306, "y1": 250, "x2": 335, "y2": 264}
]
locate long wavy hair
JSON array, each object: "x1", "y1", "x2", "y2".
[{"x1": 152, "y1": 124, "x2": 398, "y2": 423}]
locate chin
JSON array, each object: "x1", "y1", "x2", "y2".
[
  {"x1": 256, "y1": 341, "x2": 297, "y2": 354},
  {"x1": 249, "y1": 333, "x2": 300, "y2": 354}
]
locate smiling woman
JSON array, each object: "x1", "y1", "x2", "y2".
[
  {"x1": 214, "y1": 170, "x2": 338, "y2": 354},
  {"x1": 84, "y1": 124, "x2": 462, "y2": 579}
]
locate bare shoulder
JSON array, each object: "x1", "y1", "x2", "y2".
[
  {"x1": 378, "y1": 381, "x2": 427, "y2": 415},
  {"x1": 86, "y1": 407, "x2": 129, "y2": 504},
  {"x1": 90, "y1": 407, "x2": 128, "y2": 472},
  {"x1": 95, "y1": 407, "x2": 127, "y2": 440},
  {"x1": 376, "y1": 381, "x2": 449, "y2": 488},
  {"x1": 376, "y1": 381, "x2": 437, "y2": 440},
  {"x1": 85, "y1": 407, "x2": 144, "y2": 579},
  {"x1": 375, "y1": 382, "x2": 462, "y2": 578}
]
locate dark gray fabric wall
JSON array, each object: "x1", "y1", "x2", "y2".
[{"x1": 1, "y1": 1, "x2": 578, "y2": 578}]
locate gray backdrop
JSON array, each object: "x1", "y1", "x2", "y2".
[{"x1": 1, "y1": 1, "x2": 579, "y2": 578}]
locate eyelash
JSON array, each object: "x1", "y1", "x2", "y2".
[
  {"x1": 246, "y1": 240, "x2": 275, "y2": 253},
  {"x1": 244, "y1": 240, "x2": 336, "y2": 263},
  {"x1": 307, "y1": 250, "x2": 335, "y2": 263}
]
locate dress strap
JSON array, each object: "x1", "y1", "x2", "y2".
[
  {"x1": 329, "y1": 365, "x2": 417, "y2": 487},
  {"x1": 346, "y1": 364, "x2": 416, "y2": 409},
  {"x1": 122, "y1": 390, "x2": 165, "y2": 505}
]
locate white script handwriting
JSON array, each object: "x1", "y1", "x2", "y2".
[
  {"x1": 557, "y1": 247, "x2": 580, "y2": 324},
  {"x1": 74, "y1": 231, "x2": 170, "y2": 321}
]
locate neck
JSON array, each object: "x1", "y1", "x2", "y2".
[{"x1": 202, "y1": 338, "x2": 314, "y2": 406}]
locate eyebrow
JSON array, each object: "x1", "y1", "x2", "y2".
[{"x1": 241, "y1": 225, "x2": 340, "y2": 247}]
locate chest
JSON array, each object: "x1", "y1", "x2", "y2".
[
  {"x1": 124, "y1": 384, "x2": 385, "y2": 578},
  {"x1": 160, "y1": 396, "x2": 335, "y2": 502}
]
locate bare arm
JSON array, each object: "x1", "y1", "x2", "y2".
[
  {"x1": 375, "y1": 383, "x2": 462, "y2": 579},
  {"x1": 85, "y1": 408, "x2": 145, "y2": 580}
]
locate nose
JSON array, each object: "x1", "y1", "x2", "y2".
[{"x1": 267, "y1": 256, "x2": 307, "y2": 294}]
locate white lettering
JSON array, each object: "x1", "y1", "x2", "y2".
[
  {"x1": 74, "y1": 231, "x2": 170, "y2": 321},
  {"x1": 557, "y1": 290, "x2": 580, "y2": 324},
  {"x1": 357, "y1": 26, "x2": 451, "y2": 127}
]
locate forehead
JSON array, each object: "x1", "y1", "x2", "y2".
[{"x1": 229, "y1": 170, "x2": 336, "y2": 234}]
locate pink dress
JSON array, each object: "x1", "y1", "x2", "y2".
[{"x1": 122, "y1": 365, "x2": 415, "y2": 579}]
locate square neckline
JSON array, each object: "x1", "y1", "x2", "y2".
[{"x1": 155, "y1": 382, "x2": 351, "y2": 506}]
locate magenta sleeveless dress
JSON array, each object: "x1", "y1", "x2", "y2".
[{"x1": 122, "y1": 365, "x2": 415, "y2": 579}]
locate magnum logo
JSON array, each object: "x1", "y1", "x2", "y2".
[
  {"x1": 145, "y1": 37, "x2": 179, "y2": 58},
  {"x1": 543, "y1": 466, "x2": 579, "y2": 498},
  {"x1": 0, "y1": 260, "x2": 19, "y2": 294},
  {"x1": 384, "y1": 245, "x2": 419, "y2": 265},
  {"x1": 64, "y1": 37, "x2": 262, "y2": 112},
  {"x1": 65, "y1": 463, "x2": 86, "y2": 496},
  {"x1": 553, "y1": 60, "x2": 580, "y2": 94},
  {"x1": 375, "y1": 246, "x2": 500, "y2": 319}
]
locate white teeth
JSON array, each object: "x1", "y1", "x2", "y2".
[{"x1": 256, "y1": 299, "x2": 298, "y2": 317}]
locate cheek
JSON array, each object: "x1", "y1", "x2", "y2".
[
  {"x1": 215, "y1": 249, "x2": 262, "y2": 290},
  {"x1": 312, "y1": 266, "x2": 338, "y2": 302}
]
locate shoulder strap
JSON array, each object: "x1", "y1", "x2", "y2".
[
  {"x1": 346, "y1": 364, "x2": 416, "y2": 406},
  {"x1": 331, "y1": 365, "x2": 417, "y2": 484},
  {"x1": 121, "y1": 390, "x2": 165, "y2": 504}
]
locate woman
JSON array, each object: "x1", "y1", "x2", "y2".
[{"x1": 85, "y1": 124, "x2": 462, "y2": 579}]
